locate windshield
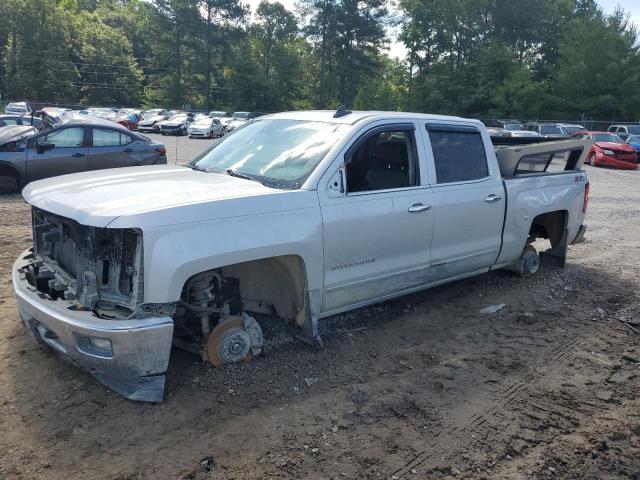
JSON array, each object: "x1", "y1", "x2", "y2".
[
  {"x1": 626, "y1": 135, "x2": 640, "y2": 143},
  {"x1": 232, "y1": 112, "x2": 251, "y2": 119},
  {"x1": 540, "y1": 125, "x2": 563, "y2": 135},
  {"x1": 209, "y1": 111, "x2": 226, "y2": 117},
  {"x1": 193, "y1": 118, "x2": 213, "y2": 125},
  {"x1": 189, "y1": 119, "x2": 347, "y2": 189},
  {"x1": 593, "y1": 133, "x2": 624, "y2": 143}
]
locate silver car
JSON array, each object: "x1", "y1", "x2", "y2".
[
  {"x1": 187, "y1": 117, "x2": 225, "y2": 138},
  {"x1": 0, "y1": 116, "x2": 167, "y2": 192}
]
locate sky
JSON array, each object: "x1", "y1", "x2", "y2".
[{"x1": 244, "y1": 0, "x2": 640, "y2": 59}]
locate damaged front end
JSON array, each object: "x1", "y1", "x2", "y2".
[
  {"x1": 29, "y1": 207, "x2": 145, "y2": 316},
  {"x1": 12, "y1": 207, "x2": 174, "y2": 402}
]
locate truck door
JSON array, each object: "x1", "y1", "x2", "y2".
[
  {"x1": 25, "y1": 126, "x2": 89, "y2": 182},
  {"x1": 319, "y1": 122, "x2": 434, "y2": 313},
  {"x1": 422, "y1": 123, "x2": 504, "y2": 279}
]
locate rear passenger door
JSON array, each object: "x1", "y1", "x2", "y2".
[
  {"x1": 25, "y1": 126, "x2": 89, "y2": 182},
  {"x1": 423, "y1": 124, "x2": 504, "y2": 279},
  {"x1": 87, "y1": 127, "x2": 141, "y2": 171}
]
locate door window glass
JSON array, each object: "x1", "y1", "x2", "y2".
[
  {"x1": 93, "y1": 128, "x2": 132, "y2": 147},
  {"x1": 44, "y1": 127, "x2": 84, "y2": 147},
  {"x1": 345, "y1": 130, "x2": 419, "y2": 192},
  {"x1": 428, "y1": 129, "x2": 489, "y2": 184}
]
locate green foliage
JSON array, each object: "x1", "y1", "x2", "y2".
[{"x1": 0, "y1": 0, "x2": 638, "y2": 121}]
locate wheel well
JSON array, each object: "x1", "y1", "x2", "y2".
[
  {"x1": 182, "y1": 255, "x2": 308, "y2": 326},
  {"x1": 0, "y1": 164, "x2": 21, "y2": 193},
  {"x1": 528, "y1": 210, "x2": 567, "y2": 248}
]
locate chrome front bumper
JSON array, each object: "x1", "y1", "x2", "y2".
[{"x1": 12, "y1": 249, "x2": 174, "y2": 402}]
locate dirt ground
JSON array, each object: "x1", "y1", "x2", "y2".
[{"x1": 1, "y1": 163, "x2": 639, "y2": 480}]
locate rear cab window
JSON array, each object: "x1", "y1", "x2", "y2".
[{"x1": 426, "y1": 125, "x2": 489, "y2": 184}]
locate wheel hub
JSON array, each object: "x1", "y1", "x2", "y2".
[{"x1": 206, "y1": 315, "x2": 263, "y2": 367}]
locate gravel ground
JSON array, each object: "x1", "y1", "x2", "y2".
[{"x1": 0, "y1": 152, "x2": 639, "y2": 479}]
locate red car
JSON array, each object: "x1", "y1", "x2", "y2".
[
  {"x1": 114, "y1": 112, "x2": 141, "y2": 131},
  {"x1": 573, "y1": 131, "x2": 638, "y2": 170}
]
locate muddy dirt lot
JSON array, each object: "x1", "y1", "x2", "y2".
[{"x1": 1, "y1": 162, "x2": 639, "y2": 480}]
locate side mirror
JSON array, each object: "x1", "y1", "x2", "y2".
[
  {"x1": 327, "y1": 167, "x2": 345, "y2": 196},
  {"x1": 36, "y1": 142, "x2": 55, "y2": 154}
]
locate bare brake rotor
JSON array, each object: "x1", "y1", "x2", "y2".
[{"x1": 206, "y1": 314, "x2": 263, "y2": 367}]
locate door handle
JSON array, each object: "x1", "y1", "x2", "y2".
[
  {"x1": 72, "y1": 153, "x2": 85, "y2": 158},
  {"x1": 123, "y1": 148, "x2": 133, "y2": 153},
  {"x1": 485, "y1": 194, "x2": 502, "y2": 202},
  {"x1": 408, "y1": 203, "x2": 432, "y2": 213}
]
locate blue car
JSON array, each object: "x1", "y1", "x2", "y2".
[{"x1": 626, "y1": 134, "x2": 640, "y2": 154}]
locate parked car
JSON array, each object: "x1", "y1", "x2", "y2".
[
  {"x1": 138, "y1": 114, "x2": 168, "y2": 133},
  {"x1": 486, "y1": 127, "x2": 507, "y2": 136},
  {"x1": 0, "y1": 114, "x2": 167, "y2": 191},
  {"x1": 226, "y1": 111, "x2": 255, "y2": 131},
  {"x1": 573, "y1": 131, "x2": 638, "y2": 169},
  {"x1": 0, "y1": 114, "x2": 43, "y2": 130},
  {"x1": 159, "y1": 114, "x2": 192, "y2": 135},
  {"x1": 187, "y1": 116, "x2": 225, "y2": 138},
  {"x1": 4, "y1": 101, "x2": 31, "y2": 115},
  {"x1": 114, "y1": 112, "x2": 141, "y2": 130},
  {"x1": 208, "y1": 110, "x2": 227, "y2": 119},
  {"x1": 11, "y1": 110, "x2": 589, "y2": 401},
  {"x1": 142, "y1": 109, "x2": 167, "y2": 119},
  {"x1": 625, "y1": 134, "x2": 640, "y2": 154},
  {"x1": 88, "y1": 108, "x2": 118, "y2": 121},
  {"x1": 607, "y1": 124, "x2": 640, "y2": 141},
  {"x1": 494, "y1": 119, "x2": 523, "y2": 131},
  {"x1": 504, "y1": 130, "x2": 542, "y2": 138},
  {"x1": 524, "y1": 122, "x2": 566, "y2": 138},
  {"x1": 557, "y1": 123, "x2": 587, "y2": 136}
]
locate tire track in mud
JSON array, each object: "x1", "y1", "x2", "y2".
[{"x1": 390, "y1": 322, "x2": 614, "y2": 478}]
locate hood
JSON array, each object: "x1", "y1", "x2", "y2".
[
  {"x1": 189, "y1": 121, "x2": 212, "y2": 128},
  {"x1": 160, "y1": 118, "x2": 187, "y2": 126},
  {"x1": 595, "y1": 141, "x2": 635, "y2": 152},
  {"x1": 22, "y1": 165, "x2": 287, "y2": 228},
  {"x1": 0, "y1": 125, "x2": 36, "y2": 145},
  {"x1": 141, "y1": 115, "x2": 165, "y2": 124}
]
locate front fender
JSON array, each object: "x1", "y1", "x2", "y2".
[{"x1": 142, "y1": 206, "x2": 324, "y2": 304}]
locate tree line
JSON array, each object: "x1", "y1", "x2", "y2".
[{"x1": 0, "y1": 0, "x2": 639, "y2": 120}]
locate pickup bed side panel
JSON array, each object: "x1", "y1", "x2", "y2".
[
  {"x1": 141, "y1": 194, "x2": 324, "y2": 306},
  {"x1": 496, "y1": 173, "x2": 586, "y2": 267}
]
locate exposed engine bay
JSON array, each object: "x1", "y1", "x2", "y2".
[
  {"x1": 24, "y1": 207, "x2": 264, "y2": 365},
  {"x1": 24, "y1": 207, "x2": 144, "y2": 318}
]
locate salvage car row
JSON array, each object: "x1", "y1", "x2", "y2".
[{"x1": 487, "y1": 119, "x2": 640, "y2": 170}]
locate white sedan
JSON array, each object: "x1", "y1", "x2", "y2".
[{"x1": 187, "y1": 117, "x2": 225, "y2": 138}]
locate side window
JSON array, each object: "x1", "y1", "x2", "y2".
[
  {"x1": 44, "y1": 127, "x2": 84, "y2": 148},
  {"x1": 93, "y1": 128, "x2": 132, "y2": 147},
  {"x1": 345, "y1": 129, "x2": 419, "y2": 193},
  {"x1": 1, "y1": 118, "x2": 18, "y2": 126},
  {"x1": 428, "y1": 129, "x2": 489, "y2": 184}
]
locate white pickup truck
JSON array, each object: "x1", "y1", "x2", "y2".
[{"x1": 12, "y1": 110, "x2": 590, "y2": 401}]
